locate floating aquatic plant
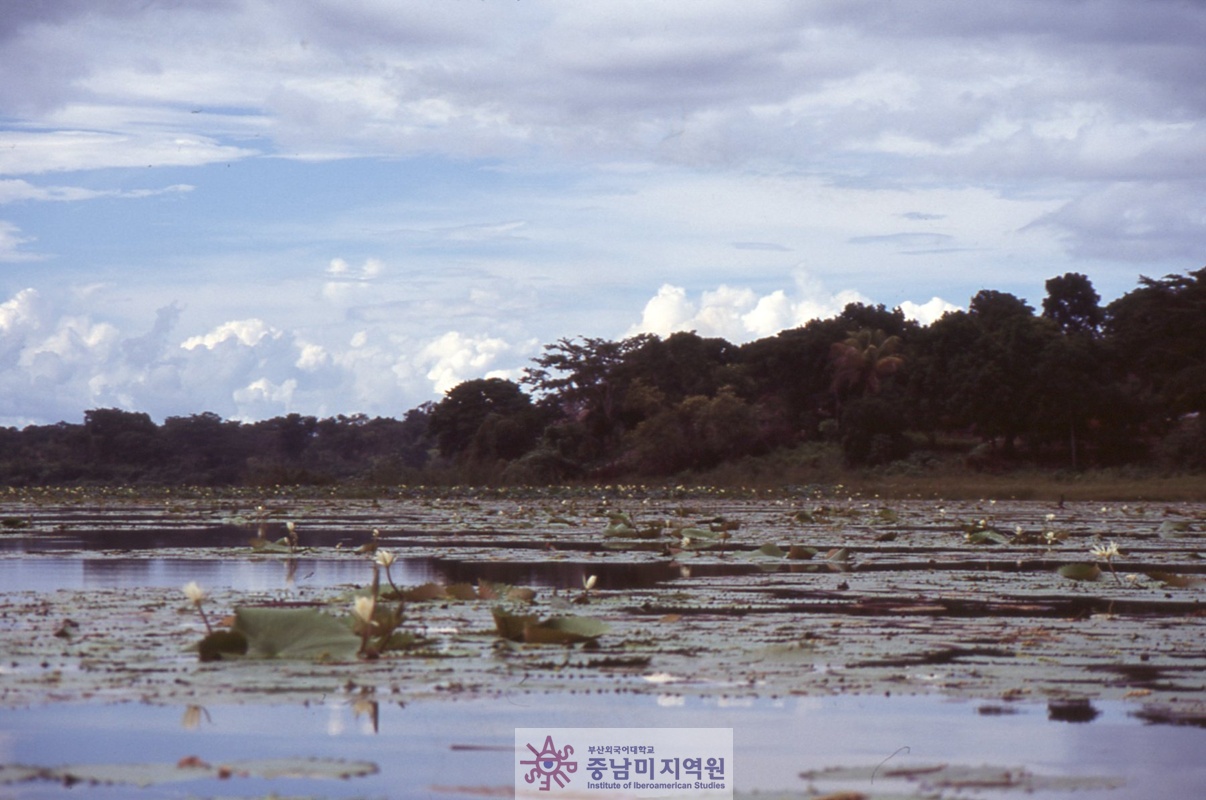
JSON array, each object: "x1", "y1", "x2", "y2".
[
  {"x1": 374, "y1": 547, "x2": 400, "y2": 593},
  {"x1": 182, "y1": 581, "x2": 213, "y2": 634},
  {"x1": 1090, "y1": 540, "x2": 1122, "y2": 585},
  {"x1": 491, "y1": 607, "x2": 609, "y2": 644},
  {"x1": 1057, "y1": 563, "x2": 1102, "y2": 582}
]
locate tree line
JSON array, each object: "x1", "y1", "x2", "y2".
[{"x1": 1, "y1": 268, "x2": 1203, "y2": 486}]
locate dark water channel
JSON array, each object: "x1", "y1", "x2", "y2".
[
  {"x1": 0, "y1": 552, "x2": 708, "y2": 594},
  {"x1": 0, "y1": 525, "x2": 750, "y2": 593}
]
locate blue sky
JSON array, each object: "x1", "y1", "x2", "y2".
[{"x1": 2, "y1": 0, "x2": 1204, "y2": 426}]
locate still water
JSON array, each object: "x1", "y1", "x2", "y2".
[{"x1": 3, "y1": 692, "x2": 1203, "y2": 799}]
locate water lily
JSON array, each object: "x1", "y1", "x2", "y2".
[
  {"x1": 374, "y1": 548, "x2": 400, "y2": 593},
  {"x1": 1090, "y1": 540, "x2": 1122, "y2": 585},
  {"x1": 182, "y1": 581, "x2": 213, "y2": 633},
  {"x1": 182, "y1": 581, "x2": 206, "y2": 605},
  {"x1": 583, "y1": 574, "x2": 597, "y2": 591},
  {"x1": 353, "y1": 596, "x2": 376, "y2": 626}
]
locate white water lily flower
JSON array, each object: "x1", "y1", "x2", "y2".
[
  {"x1": 642, "y1": 672, "x2": 683, "y2": 685},
  {"x1": 375, "y1": 549, "x2": 396, "y2": 568},
  {"x1": 353, "y1": 596, "x2": 376, "y2": 625},
  {"x1": 1091, "y1": 541, "x2": 1120, "y2": 560},
  {"x1": 182, "y1": 581, "x2": 206, "y2": 604},
  {"x1": 583, "y1": 574, "x2": 597, "y2": 591}
]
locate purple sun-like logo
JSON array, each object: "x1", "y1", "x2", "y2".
[{"x1": 520, "y1": 734, "x2": 578, "y2": 791}]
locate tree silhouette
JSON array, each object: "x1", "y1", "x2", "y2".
[
  {"x1": 830, "y1": 328, "x2": 904, "y2": 400},
  {"x1": 1042, "y1": 272, "x2": 1103, "y2": 336}
]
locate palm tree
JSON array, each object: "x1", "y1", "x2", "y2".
[{"x1": 830, "y1": 328, "x2": 904, "y2": 405}]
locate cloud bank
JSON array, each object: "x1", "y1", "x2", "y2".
[{"x1": 0, "y1": 1, "x2": 1202, "y2": 425}]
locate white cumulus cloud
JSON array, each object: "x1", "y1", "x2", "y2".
[
  {"x1": 181, "y1": 319, "x2": 279, "y2": 350},
  {"x1": 419, "y1": 331, "x2": 526, "y2": 395},
  {"x1": 630, "y1": 273, "x2": 963, "y2": 340}
]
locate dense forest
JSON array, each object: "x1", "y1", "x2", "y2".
[{"x1": 1, "y1": 268, "x2": 1203, "y2": 487}]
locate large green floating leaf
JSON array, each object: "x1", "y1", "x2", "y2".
[
  {"x1": 824, "y1": 547, "x2": 850, "y2": 562},
  {"x1": 523, "y1": 615, "x2": 610, "y2": 644},
  {"x1": 966, "y1": 530, "x2": 1011, "y2": 545},
  {"x1": 445, "y1": 582, "x2": 478, "y2": 601},
  {"x1": 603, "y1": 512, "x2": 640, "y2": 537},
  {"x1": 491, "y1": 607, "x2": 537, "y2": 641},
  {"x1": 477, "y1": 580, "x2": 537, "y2": 603},
  {"x1": 677, "y1": 526, "x2": 724, "y2": 550},
  {"x1": 248, "y1": 536, "x2": 294, "y2": 554},
  {"x1": 230, "y1": 607, "x2": 360, "y2": 660},
  {"x1": 1144, "y1": 570, "x2": 1203, "y2": 589},
  {"x1": 1158, "y1": 520, "x2": 1195, "y2": 537},
  {"x1": 492, "y1": 608, "x2": 608, "y2": 643},
  {"x1": 1057, "y1": 563, "x2": 1102, "y2": 582},
  {"x1": 398, "y1": 582, "x2": 447, "y2": 601}
]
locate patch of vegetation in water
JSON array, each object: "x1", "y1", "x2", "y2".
[{"x1": 0, "y1": 495, "x2": 1202, "y2": 711}]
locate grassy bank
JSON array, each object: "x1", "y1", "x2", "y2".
[
  {"x1": 1, "y1": 443, "x2": 1203, "y2": 503},
  {"x1": 690, "y1": 443, "x2": 1206, "y2": 502}
]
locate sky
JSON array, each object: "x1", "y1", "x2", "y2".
[{"x1": 1, "y1": 0, "x2": 1203, "y2": 427}]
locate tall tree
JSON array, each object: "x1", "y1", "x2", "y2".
[
  {"x1": 1042, "y1": 272, "x2": 1103, "y2": 336},
  {"x1": 523, "y1": 335, "x2": 650, "y2": 453},
  {"x1": 429, "y1": 378, "x2": 541, "y2": 460},
  {"x1": 1105, "y1": 267, "x2": 1206, "y2": 416}
]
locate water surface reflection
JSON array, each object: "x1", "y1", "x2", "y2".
[{"x1": 2, "y1": 694, "x2": 1202, "y2": 799}]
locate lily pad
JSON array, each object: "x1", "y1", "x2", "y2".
[
  {"x1": 400, "y1": 582, "x2": 448, "y2": 601},
  {"x1": 477, "y1": 580, "x2": 536, "y2": 603},
  {"x1": 1144, "y1": 571, "x2": 1203, "y2": 589},
  {"x1": 603, "y1": 513, "x2": 638, "y2": 537},
  {"x1": 229, "y1": 607, "x2": 360, "y2": 660},
  {"x1": 491, "y1": 607, "x2": 538, "y2": 641},
  {"x1": 491, "y1": 608, "x2": 608, "y2": 643},
  {"x1": 966, "y1": 530, "x2": 1011, "y2": 545},
  {"x1": 248, "y1": 536, "x2": 294, "y2": 554},
  {"x1": 1158, "y1": 520, "x2": 1194, "y2": 537},
  {"x1": 522, "y1": 615, "x2": 610, "y2": 644},
  {"x1": 1057, "y1": 563, "x2": 1102, "y2": 582}
]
